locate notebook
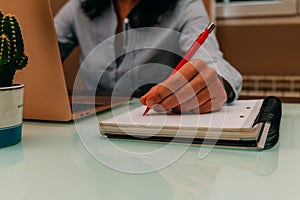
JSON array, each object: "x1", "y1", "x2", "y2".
[
  {"x1": 100, "y1": 96, "x2": 282, "y2": 150},
  {"x1": 1, "y1": 0, "x2": 128, "y2": 121}
]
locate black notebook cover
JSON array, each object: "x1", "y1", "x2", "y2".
[{"x1": 252, "y1": 96, "x2": 282, "y2": 149}]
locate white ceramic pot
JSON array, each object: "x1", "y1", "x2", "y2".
[{"x1": 0, "y1": 84, "x2": 24, "y2": 147}]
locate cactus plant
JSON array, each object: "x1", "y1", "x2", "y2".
[{"x1": 0, "y1": 10, "x2": 28, "y2": 87}]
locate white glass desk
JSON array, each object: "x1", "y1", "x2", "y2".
[{"x1": 1, "y1": 101, "x2": 300, "y2": 200}]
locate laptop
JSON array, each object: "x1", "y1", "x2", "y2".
[{"x1": 1, "y1": 0, "x2": 129, "y2": 121}]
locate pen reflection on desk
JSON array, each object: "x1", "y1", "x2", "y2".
[{"x1": 142, "y1": 22, "x2": 216, "y2": 116}]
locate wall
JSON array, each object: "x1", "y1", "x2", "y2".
[
  {"x1": 215, "y1": 2, "x2": 300, "y2": 102},
  {"x1": 216, "y1": 17, "x2": 300, "y2": 76}
]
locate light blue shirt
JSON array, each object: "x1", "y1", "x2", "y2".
[{"x1": 54, "y1": 0, "x2": 242, "y2": 100}]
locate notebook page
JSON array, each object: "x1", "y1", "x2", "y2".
[{"x1": 101, "y1": 100, "x2": 263, "y2": 130}]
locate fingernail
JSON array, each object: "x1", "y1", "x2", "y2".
[
  {"x1": 140, "y1": 95, "x2": 146, "y2": 104},
  {"x1": 153, "y1": 104, "x2": 166, "y2": 112},
  {"x1": 147, "y1": 98, "x2": 155, "y2": 107}
]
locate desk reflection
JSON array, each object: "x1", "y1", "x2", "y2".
[
  {"x1": 71, "y1": 131, "x2": 279, "y2": 199},
  {"x1": 0, "y1": 143, "x2": 25, "y2": 199}
]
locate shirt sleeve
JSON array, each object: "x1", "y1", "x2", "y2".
[
  {"x1": 54, "y1": 0, "x2": 79, "y2": 61},
  {"x1": 177, "y1": 0, "x2": 242, "y2": 102}
]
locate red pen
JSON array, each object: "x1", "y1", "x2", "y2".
[{"x1": 143, "y1": 22, "x2": 216, "y2": 116}]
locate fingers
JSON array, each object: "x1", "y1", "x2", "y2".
[
  {"x1": 153, "y1": 63, "x2": 221, "y2": 112},
  {"x1": 140, "y1": 86, "x2": 157, "y2": 105},
  {"x1": 172, "y1": 83, "x2": 227, "y2": 114},
  {"x1": 140, "y1": 59, "x2": 204, "y2": 108},
  {"x1": 140, "y1": 59, "x2": 228, "y2": 113}
]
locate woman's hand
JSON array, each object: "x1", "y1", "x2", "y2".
[{"x1": 140, "y1": 59, "x2": 227, "y2": 114}]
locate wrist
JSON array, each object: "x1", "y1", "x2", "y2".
[{"x1": 218, "y1": 75, "x2": 235, "y2": 103}]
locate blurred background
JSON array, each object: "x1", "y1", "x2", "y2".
[
  {"x1": 50, "y1": 0, "x2": 300, "y2": 102},
  {"x1": 216, "y1": 0, "x2": 300, "y2": 102}
]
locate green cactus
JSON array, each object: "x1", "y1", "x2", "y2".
[{"x1": 0, "y1": 10, "x2": 28, "y2": 87}]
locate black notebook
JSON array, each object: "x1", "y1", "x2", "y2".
[{"x1": 100, "y1": 96, "x2": 282, "y2": 150}]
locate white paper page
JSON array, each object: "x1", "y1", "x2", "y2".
[{"x1": 101, "y1": 100, "x2": 263, "y2": 130}]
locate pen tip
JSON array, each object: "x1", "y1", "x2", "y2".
[{"x1": 143, "y1": 107, "x2": 150, "y2": 116}]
